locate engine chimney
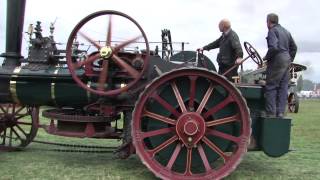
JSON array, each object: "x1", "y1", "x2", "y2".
[{"x1": 1, "y1": 0, "x2": 26, "y2": 68}]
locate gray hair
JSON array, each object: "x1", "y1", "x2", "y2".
[{"x1": 267, "y1": 13, "x2": 279, "y2": 24}]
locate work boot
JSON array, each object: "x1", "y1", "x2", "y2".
[{"x1": 277, "y1": 113, "x2": 284, "y2": 118}]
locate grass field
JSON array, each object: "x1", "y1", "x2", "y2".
[{"x1": 1, "y1": 100, "x2": 320, "y2": 180}]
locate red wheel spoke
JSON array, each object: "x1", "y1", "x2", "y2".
[
  {"x1": 15, "y1": 114, "x2": 28, "y2": 120},
  {"x1": 196, "y1": 83, "x2": 214, "y2": 113},
  {"x1": 188, "y1": 76, "x2": 197, "y2": 111},
  {"x1": 206, "y1": 114, "x2": 239, "y2": 127},
  {"x1": 203, "y1": 136, "x2": 229, "y2": 163},
  {"x1": 142, "y1": 127, "x2": 174, "y2": 139},
  {"x1": 9, "y1": 128, "x2": 13, "y2": 146},
  {"x1": 11, "y1": 127, "x2": 23, "y2": 141},
  {"x1": 184, "y1": 148, "x2": 193, "y2": 176},
  {"x1": 17, "y1": 121, "x2": 32, "y2": 126},
  {"x1": 5, "y1": 104, "x2": 9, "y2": 113},
  {"x1": 106, "y1": 15, "x2": 112, "y2": 46},
  {"x1": 113, "y1": 35, "x2": 142, "y2": 53},
  {"x1": 78, "y1": 31, "x2": 102, "y2": 49},
  {"x1": 206, "y1": 129, "x2": 241, "y2": 144},
  {"x1": 112, "y1": 55, "x2": 139, "y2": 78},
  {"x1": 1, "y1": 129, "x2": 7, "y2": 145},
  {"x1": 197, "y1": 144, "x2": 212, "y2": 172},
  {"x1": 171, "y1": 82, "x2": 187, "y2": 113},
  {"x1": 15, "y1": 124, "x2": 28, "y2": 137},
  {"x1": 151, "y1": 93, "x2": 181, "y2": 118},
  {"x1": 11, "y1": 104, "x2": 16, "y2": 114},
  {"x1": 0, "y1": 105, "x2": 6, "y2": 114},
  {"x1": 204, "y1": 95, "x2": 234, "y2": 119},
  {"x1": 147, "y1": 135, "x2": 178, "y2": 157},
  {"x1": 143, "y1": 109, "x2": 176, "y2": 125},
  {"x1": 14, "y1": 106, "x2": 25, "y2": 116},
  {"x1": 166, "y1": 143, "x2": 182, "y2": 169},
  {"x1": 74, "y1": 53, "x2": 100, "y2": 69},
  {"x1": 97, "y1": 60, "x2": 109, "y2": 91}
]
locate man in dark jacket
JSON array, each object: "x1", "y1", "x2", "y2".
[
  {"x1": 199, "y1": 19, "x2": 243, "y2": 81},
  {"x1": 264, "y1": 13, "x2": 297, "y2": 118}
]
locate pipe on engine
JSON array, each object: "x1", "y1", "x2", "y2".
[{"x1": 1, "y1": 0, "x2": 26, "y2": 67}]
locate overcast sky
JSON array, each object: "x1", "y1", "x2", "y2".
[{"x1": 1, "y1": 0, "x2": 319, "y2": 82}]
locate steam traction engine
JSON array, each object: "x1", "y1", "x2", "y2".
[{"x1": 0, "y1": 1, "x2": 293, "y2": 179}]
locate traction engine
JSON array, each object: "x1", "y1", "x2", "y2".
[{"x1": 0, "y1": 1, "x2": 294, "y2": 179}]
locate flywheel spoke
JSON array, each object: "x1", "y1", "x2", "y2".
[
  {"x1": 97, "y1": 60, "x2": 109, "y2": 90},
  {"x1": 112, "y1": 55, "x2": 139, "y2": 78},
  {"x1": 113, "y1": 35, "x2": 142, "y2": 53},
  {"x1": 106, "y1": 15, "x2": 112, "y2": 46},
  {"x1": 74, "y1": 53, "x2": 100, "y2": 69},
  {"x1": 78, "y1": 31, "x2": 102, "y2": 49}
]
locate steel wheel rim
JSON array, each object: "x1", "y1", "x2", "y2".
[
  {"x1": 132, "y1": 68, "x2": 251, "y2": 179},
  {"x1": 66, "y1": 10, "x2": 150, "y2": 96},
  {"x1": 0, "y1": 104, "x2": 39, "y2": 150}
]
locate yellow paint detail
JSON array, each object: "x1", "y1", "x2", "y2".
[
  {"x1": 51, "y1": 82, "x2": 57, "y2": 105},
  {"x1": 9, "y1": 67, "x2": 22, "y2": 104},
  {"x1": 9, "y1": 80, "x2": 20, "y2": 104}
]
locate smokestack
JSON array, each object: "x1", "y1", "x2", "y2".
[{"x1": 1, "y1": 0, "x2": 26, "y2": 68}]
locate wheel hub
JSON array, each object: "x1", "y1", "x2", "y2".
[
  {"x1": 0, "y1": 115, "x2": 16, "y2": 128},
  {"x1": 100, "y1": 46, "x2": 113, "y2": 59},
  {"x1": 176, "y1": 112, "x2": 206, "y2": 148}
]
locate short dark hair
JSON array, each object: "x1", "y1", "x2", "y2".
[{"x1": 267, "y1": 13, "x2": 279, "y2": 24}]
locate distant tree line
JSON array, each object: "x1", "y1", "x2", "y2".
[{"x1": 297, "y1": 76, "x2": 318, "y2": 91}]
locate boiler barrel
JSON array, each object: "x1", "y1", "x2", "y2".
[{"x1": 6, "y1": 67, "x2": 98, "y2": 107}]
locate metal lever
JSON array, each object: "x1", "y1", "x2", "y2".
[{"x1": 222, "y1": 56, "x2": 250, "y2": 76}]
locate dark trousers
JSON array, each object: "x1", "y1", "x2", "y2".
[
  {"x1": 218, "y1": 64, "x2": 238, "y2": 81},
  {"x1": 265, "y1": 53, "x2": 291, "y2": 116}
]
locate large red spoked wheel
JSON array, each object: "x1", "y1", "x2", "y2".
[
  {"x1": 66, "y1": 10, "x2": 149, "y2": 96},
  {"x1": 244, "y1": 42, "x2": 263, "y2": 68},
  {"x1": 0, "y1": 104, "x2": 39, "y2": 151},
  {"x1": 132, "y1": 68, "x2": 251, "y2": 179}
]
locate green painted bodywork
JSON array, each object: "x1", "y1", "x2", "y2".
[
  {"x1": 9, "y1": 67, "x2": 98, "y2": 107},
  {"x1": 260, "y1": 117, "x2": 291, "y2": 157},
  {"x1": 237, "y1": 85, "x2": 291, "y2": 156}
]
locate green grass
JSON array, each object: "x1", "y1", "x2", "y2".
[{"x1": 1, "y1": 100, "x2": 320, "y2": 180}]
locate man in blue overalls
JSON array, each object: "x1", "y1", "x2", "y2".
[{"x1": 264, "y1": 13, "x2": 297, "y2": 118}]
